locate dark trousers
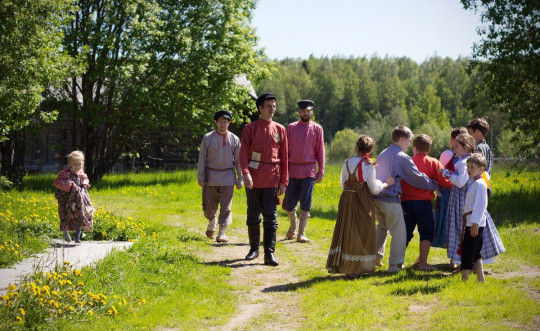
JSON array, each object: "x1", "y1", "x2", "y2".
[
  {"x1": 461, "y1": 226, "x2": 484, "y2": 270},
  {"x1": 246, "y1": 187, "x2": 278, "y2": 230},
  {"x1": 402, "y1": 200, "x2": 435, "y2": 245},
  {"x1": 282, "y1": 177, "x2": 315, "y2": 212}
]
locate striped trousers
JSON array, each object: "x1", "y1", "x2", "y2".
[{"x1": 246, "y1": 187, "x2": 279, "y2": 230}]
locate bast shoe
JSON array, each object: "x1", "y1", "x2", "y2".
[
  {"x1": 387, "y1": 264, "x2": 402, "y2": 273},
  {"x1": 296, "y1": 234, "x2": 311, "y2": 243},
  {"x1": 216, "y1": 234, "x2": 229, "y2": 243},
  {"x1": 285, "y1": 228, "x2": 297, "y2": 240}
]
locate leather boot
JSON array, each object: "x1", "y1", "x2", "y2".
[
  {"x1": 263, "y1": 227, "x2": 279, "y2": 266},
  {"x1": 245, "y1": 225, "x2": 260, "y2": 260}
]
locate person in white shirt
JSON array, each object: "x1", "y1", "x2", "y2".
[{"x1": 461, "y1": 153, "x2": 490, "y2": 283}]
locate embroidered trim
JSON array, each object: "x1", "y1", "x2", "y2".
[{"x1": 328, "y1": 247, "x2": 377, "y2": 262}]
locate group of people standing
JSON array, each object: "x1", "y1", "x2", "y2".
[
  {"x1": 326, "y1": 120, "x2": 505, "y2": 282},
  {"x1": 52, "y1": 90, "x2": 504, "y2": 283},
  {"x1": 197, "y1": 93, "x2": 505, "y2": 281},
  {"x1": 197, "y1": 93, "x2": 324, "y2": 266}
]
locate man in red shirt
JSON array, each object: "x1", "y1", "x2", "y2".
[
  {"x1": 401, "y1": 134, "x2": 452, "y2": 270},
  {"x1": 283, "y1": 99, "x2": 325, "y2": 243},
  {"x1": 239, "y1": 93, "x2": 288, "y2": 266}
]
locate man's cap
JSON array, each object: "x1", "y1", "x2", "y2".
[
  {"x1": 214, "y1": 110, "x2": 232, "y2": 121},
  {"x1": 255, "y1": 93, "x2": 276, "y2": 108},
  {"x1": 297, "y1": 99, "x2": 315, "y2": 110}
]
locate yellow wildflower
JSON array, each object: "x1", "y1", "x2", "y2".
[
  {"x1": 88, "y1": 310, "x2": 94, "y2": 316},
  {"x1": 16, "y1": 316, "x2": 22, "y2": 322},
  {"x1": 8, "y1": 284, "x2": 16, "y2": 292},
  {"x1": 19, "y1": 308, "x2": 25, "y2": 316}
]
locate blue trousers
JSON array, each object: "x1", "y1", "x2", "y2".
[
  {"x1": 402, "y1": 200, "x2": 435, "y2": 245},
  {"x1": 282, "y1": 177, "x2": 315, "y2": 212}
]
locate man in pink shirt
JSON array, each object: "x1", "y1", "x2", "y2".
[
  {"x1": 239, "y1": 93, "x2": 288, "y2": 266},
  {"x1": 283, "y1": 100, "x2": 325, "y2": 243}
]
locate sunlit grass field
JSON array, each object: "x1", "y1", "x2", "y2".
[{"x1": 0, "y1": 162, "x2": 538, "y2": 329}]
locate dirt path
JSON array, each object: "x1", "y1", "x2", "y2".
[
  {"x1": 178, "y1": 220, "x2": 540, "y2": 330},
  {"x1": 201, "y1": 229, "x2": 308, "y2": 331}
]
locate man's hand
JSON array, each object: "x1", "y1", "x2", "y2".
[
  {"x1": 470, "y1": 223, "x2": 479, "y2": 237},
  {"x1": 198, "y1": 180, "x2": 206, "y2": 187},
  {"x1": 244, "y1": 173, "x2": 253, "y2": 189},
  {"x1": 278, "y1": 183, "x2": 286, "y2": 195},
  {"x1": 235, "y1": 183, "x2": 243, "y2": 190},
  {"x1": 315, "y1": 176, "x2": 323, "y2": 184},
  {"x1": 386, "y1": 177, "x2": 395, "y2": 186}
]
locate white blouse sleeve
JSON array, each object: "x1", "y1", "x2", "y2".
[
  {"x1": 340, "y1": 160, "x2": 348, "y2": 189},
  {"x1": 449, "y1": 159, "x2": 469, "y2": 188},
  {"x1": 363, "y1": 162, "x2": 385, "y2": 195}
]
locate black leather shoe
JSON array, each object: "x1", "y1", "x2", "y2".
[
  {"x1": 264, "y1": 253, "x2": 279, "y2": 266},
  {"x1": 245, "y1": 248, "x2": 259, "y2": 260}
]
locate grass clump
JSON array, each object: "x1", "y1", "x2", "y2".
[
  {"x1": 0, "y1": 227, "x2": 235, "y2": 330},
  {"x1": 0, "y1": 192, "x2": 150, "y2": 267}
]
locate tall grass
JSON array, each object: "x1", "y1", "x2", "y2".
[{"x1": 1, "y1": 162, "x2": 538, "y2": 329}]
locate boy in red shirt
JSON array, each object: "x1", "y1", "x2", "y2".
[{"x1": 401, "y1": 134, "x2": 452, "y2": 270}]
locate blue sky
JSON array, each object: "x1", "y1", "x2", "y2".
[{"x1": 252, "y1": 0, "x2": 483, "y2": 63}]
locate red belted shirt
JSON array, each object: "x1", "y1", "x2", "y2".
[
  {"x1": 286, "y1": 120, "x2": 325, "y2": 179},
  {"x1": 240, "y1": 118, "x2": 288, "y2": 188},
  {"x1": 401, "y1": 152, "x2": 452, "y2": 201}
]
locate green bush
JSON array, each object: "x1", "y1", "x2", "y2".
[{"x1": 328, "y1": 128, "x2": 359, "y2": 161}]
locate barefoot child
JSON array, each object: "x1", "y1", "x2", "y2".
[
  {"x1": 442, "y1": 133, "x2": 505, "y2": 268},
  {"x1": 374, "y1": 126, "x2": 439, "y2": 273},
  {"x1": 401, "y1": 134, "x2": 452, "y2": 271},
  {"x1": 461, "y1": 153, "x2": 491, "y2": 282},
  {"x1": 54, "y1": 151, "x2": 94, "y2": 243}
]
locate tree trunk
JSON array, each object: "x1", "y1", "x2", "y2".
[{"x1": 0, "y1": 130, "x2": 27, "y2": 186}]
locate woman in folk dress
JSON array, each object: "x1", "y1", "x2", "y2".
[{"x1": 326, "y1": 136, "x2": 394, "y2": 277}]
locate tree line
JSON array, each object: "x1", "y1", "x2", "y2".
[
  {"x1": 1, "y1": 0, "x2": 538, "y2": 186},
  {"x1": 255, "y1": 55, "x2": 521, "y2": 160}
]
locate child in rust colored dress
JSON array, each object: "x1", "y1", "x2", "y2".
[
  {"x1": 326, "y1": 136, "x2": 394, "y2": 277},
  {"x1": 54, "y1": 151, "x2": 94, "y2": 243}
]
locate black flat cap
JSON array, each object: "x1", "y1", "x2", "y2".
[
  {"x1": 297, "y1": 100, "x2": 315, "y2": 110},
  {"x1": 214, "y1": 110, "x2": 232, "y2": 121},
  {"x1": 255, "y1": 93, "x2": 276, "y2": 108}
]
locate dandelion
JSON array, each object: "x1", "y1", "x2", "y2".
[
  {"x1": 8, "y1": 284, "x2": 16, "y2": 292},
  {"x1": 63, "y1": 261, "x2": 71, "y2": 265},
  {"x1": 88, "y1": 310, "x2": 94, "y2": 316},
  {"x1": 16, "y1": 316, "x2": 23, "y2": 322},
  {"x1": 19, "y1": 308, "x2": 25, "y2": 316}
]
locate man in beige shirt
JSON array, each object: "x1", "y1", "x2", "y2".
[{"x1": 198, "y1": 110, "x2": 243, "y2": 242}]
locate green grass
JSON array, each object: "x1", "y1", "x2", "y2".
[
  {"x1": 1, "y1": 163, "x2": 539, "y2": 329},
  {"x1": 291, "y1": 162, "x2": 540, "y2": 330}
]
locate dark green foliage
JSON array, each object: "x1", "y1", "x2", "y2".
[
  {"x1": 256, "y1": 56, "x2": 487, "y2": 156},
  {"x1": 461, "y1": 0, "x2": 540, "y2": 151},
  {"x1": 58, "y1": 0, "x2": 268, "y2": 181}
]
